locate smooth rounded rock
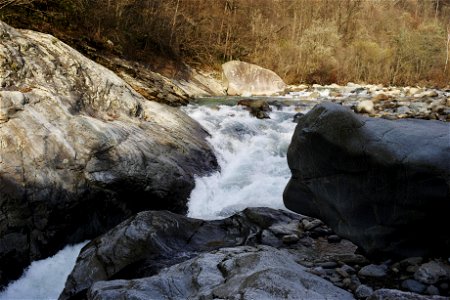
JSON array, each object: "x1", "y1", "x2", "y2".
[
  {"x1": 358, "y1": 264, "x2": 388, "y2": 278},
  {"x1": 284, "y1": 103, "x2": 450, "y2": 259}
]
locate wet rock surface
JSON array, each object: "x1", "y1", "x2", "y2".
[
  {"x1": 88, "y1": 245, "x2": 355, "y2": 300},
  {"x1": 61, "y1": 207, "x2": 450, "y2": 299},
  {"x1": 284, "y1": 102, "x2": 450, "y2": 259},
  {"x1": 0, "y1": 21, "x2": 218, "y2": 287}
]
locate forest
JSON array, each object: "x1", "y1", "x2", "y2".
[{"x1": 1, "y1": 0, "x2": 450, "y2": 86}]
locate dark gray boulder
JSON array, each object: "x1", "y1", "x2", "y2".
[
  {"x1": 283, "y1": 102, "x2": 450, "y2": 259},
  {"x1": 88, "y1": 245, "x2": 355, "y2": 300},
  {"x1": 59, "y1": 207, "x2": 307, "y2": 299},
  {"x1": 0, "y1": 21, "x2": 217, "y2": 287}
]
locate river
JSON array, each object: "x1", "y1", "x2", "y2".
[{"x1": 0, "y1": 101, "x2": 305, "y2": 299}]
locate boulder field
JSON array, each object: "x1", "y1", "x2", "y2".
[
  {"x1": 284, "y1": 102, "x2": 450, "y2": 259},
  {"x1": 0, "y1": 21, "x2": 217, "y2": 286}
]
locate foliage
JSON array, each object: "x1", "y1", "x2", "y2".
[{"x1": 1, "y1": 0, "x2": 450, "y2": 86}]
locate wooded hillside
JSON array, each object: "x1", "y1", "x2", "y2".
[{"x1": 2, "y1": 0, "x2": 450, "y2": 86}]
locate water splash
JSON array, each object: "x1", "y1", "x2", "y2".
[
  {"x1": 183, "y1": 104, "x2": 305, "y2": 219},
  {"x1": 0, "y1": 242, "x2": 88, "y2": 300}
]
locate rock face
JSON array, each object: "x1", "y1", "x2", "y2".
[
  {"x1": 88, "y1": 245, "x2": 354, "y2": 300},
  {"x1": 60, "y1": 207, "x2": 357, "y2": 300},
  {"x1": 284, "y1": 102, "x2": 450, "y2": 258},
  {"x1": 222, "y1": 61, "x2": 286, "y2": 96},
  {"x1": 0, "y1": 21, "x2": 217, "y2": 286}
]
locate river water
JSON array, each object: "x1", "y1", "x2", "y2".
[{"x1": 0, "y1": 101, "x2": 305, "y2": 299}]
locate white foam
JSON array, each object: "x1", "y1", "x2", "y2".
[
  {"x1": 183, "y1": 104, "x2": 304, "y2": 220},
  {"x1": 0, "y1": 241, "x2": 88, "y2": 300}
]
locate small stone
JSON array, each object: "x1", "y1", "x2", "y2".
[
  {"x1": 282, "y1": 234, "x2": 299, "y2": 244},
  {"x1": 400, "y1": 257, "x2": 423, "y2": 267},
  {"x1": 401, "y1": 279, "x2": 426, "y2": 293},
  {"x1": 342, "y1": 277, "x2": 352, "y2": 287},
  {"x1": 358, "y1": 264, "x2": 388, "y2": 278},
  {"x1": 406, "y1": 265, "x2": 419, "y2": 273},
  {"x1": 308, "y1": 91, "x2": 321, "y2": 99},
  {"x1": 341, "y1": 265, "x2": 356, "y2": 275},
  {"x1": 310, "y1": 266, "x2": 326, "y2": 276},
  {"x1": 311, "y1": 227, "x2": 331, "y2": 238},
  {"x1": 355, "y1": 284, "x2": 373, "y2": 299},
  {"x1": 327, "y1": 235, "x2": 341, "y2": 243},
  {"x1": 396, "y1": 106, "x2": 410, "y2": 115},
  {"x1": 261, "y1": 230, "x2": 282, "y2": 247},
  {"x1": 336, "y1": 267, "x2": 350, "y2": 278},
  {"x1": 330, "y1": 91, "x2": 342, "y2": 98},
  {"x1": 414, "y1": 261, "x2": 449, "y2": 285},
  {"x1": 372, "y1": 93, "x2": 389, "y2": 102},
  {"x1": 317, "y1": 261, "x2": 338, "y2": 269},
  {"x1": 302, "y1": 219, "x2": 322, "y2": 231},
  {"x1": 356, "y1": 100, "x2": 374, "y2": 114},
  {"x1": 426, "y1": 285, "x2": 440, "y2": 295}
]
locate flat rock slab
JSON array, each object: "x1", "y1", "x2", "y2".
[
  {"x1": 88, "y1": 245, "x2": 355, "y2": 300},
  {"x1": 284, "y1": 102, "x2": 450, "y2": 258},
  {"x1": 222, "y1": 60, "x2": 286, "y2": 96}
]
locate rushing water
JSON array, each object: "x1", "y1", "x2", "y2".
[
  {"x1": 0, "y1": 242, "x2": 87, "y2": 300},
  {"x1": 183, "y1": 103, "x2": 302, "y2": 219},
  {"x1": 0, "y1": 101, "x2": 304, "y2": 299}
]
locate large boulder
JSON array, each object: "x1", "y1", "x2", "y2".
[
  {"x1": 222, "y1": 60, "x2": 286, "y2": 96},
  {"x1": 88, "y1": 245, "x2": 354, "y2": 300},
  {"x1": 0, "y1": 21, "x2": 217, "y2": 286},
  {"x1": 59, "y1": 208, "x2": 306, "y2": 299},
  {"x1": 59, "y1": 207, "x2": 359, "y2": 300},
  {"x1": 283, "y1": 102, "x2": 450, "y2": 259}
]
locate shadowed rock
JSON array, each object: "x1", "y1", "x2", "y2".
[
  {"x1": 59, "y1": 208, "x2": 307, "y2": 299},
  {"x1": 284, "y1": 102, "x2": 450, "y2": 259},
  {"x1": 87, "y1": 245, "x2": 354, "y2": 300},
  {"x1": 0, "y1": 21, "x2": 217, "y2": 287}
]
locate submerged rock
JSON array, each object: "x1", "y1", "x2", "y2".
[
  {"x1": 0, "y1": 21, "x2": 217, "y2": 286},
  {"x1": 237, "y1": 99, "x2": 271, "y2": 119},
  {"x1": 222, "y1": 60, "x2": 286, "y2": 96},
  {"x1": 283, "y1": 102, "x2": 450, "y2": 259},
  {"x1": 88, "y1": 245, "x2": 355, "y2": 300}
]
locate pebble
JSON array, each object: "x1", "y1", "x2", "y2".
[
  {"x1": 400, "y1": 257, "x2": 423, "y2": 266},
  {"x1": 401, "y1": 279, "x2": 426, "y2": 293},
  {"x1": 406, "y1": 265, "x2": 419, "y2": 273},
  {"x1": 327, "y1": 235, "x2": 341, "y2": 243},
  {"x1": 317, "y1": 261, "x2": 339, "y2": 269},
  {"x1": 336, "y1": 267, "x2": 350, "y2": 278},
  {"x1": 396, "y1": 106, "x2": 411, "y2": 114},
  {"x1": 426, "y1": 285, "x2": 440, "y2": 295},
  {"x1": 414, "y1": 261, "x2": 448, "y2": 285},
  {"x1": 358, "y1": 264, "x2": 388, "y2": 278},
  {"x1": 355, "y1": 284, "x2": 373, "y2": 299},
  {"x1": 302, "y1": 219, "x2": 322, "y2": 231},
  {"x1": 282, "y1": 234, "x2": 299, "y2": 244},
  {"x1": 356, "y1": 100, "x2": 374, "y2": 114},
  {"x1": 340, "y1": 264, "x2": 356, "y2": 275},
  {"x1": 261, "y1": 230, "x2": 282, "y2": 247},
  {"x1": 372, "y1": 93, "x2": 389, "y2": 102}
]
